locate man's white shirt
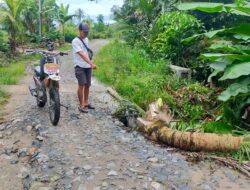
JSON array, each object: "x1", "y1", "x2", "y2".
[{"x1": 72, "y1": 37, "x2": 91, "y2": 68}]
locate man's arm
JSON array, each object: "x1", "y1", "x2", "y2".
[{"x1": 77, "y1": 51, "x2": 96, "y2": 69}]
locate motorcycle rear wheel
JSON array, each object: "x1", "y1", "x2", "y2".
[{"x1": 49, "y1": 88, "x2": 60, "y2": 126}]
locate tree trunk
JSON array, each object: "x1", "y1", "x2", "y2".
[
  {"x1": 137, "y1": 119, "x2": 245, "y2": 152},
  {"x1": 9, "y1": 33, "x2": 16, "y2": 54}
]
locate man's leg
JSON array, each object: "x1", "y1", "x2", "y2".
[
  {"x1": 83, "y1": 85, "x2": 90, "y2": 107},
  {"x1": 77, "y1": 85, "x2": 84, "y2": 108}
]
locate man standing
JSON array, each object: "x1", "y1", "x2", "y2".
[{"x1": 72, "y1": 23, "x2": 97, "y2": 113}]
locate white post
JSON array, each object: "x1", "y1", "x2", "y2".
[
  {"x1": 39, "y1": 0, "x2": 42, "y2": 37},
  {"x1": 162, "y1": 1, "x2": 165, "y2": 14}
]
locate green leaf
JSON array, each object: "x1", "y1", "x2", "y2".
[
  {"x1": 208, "y1": 58, "x2": 233, "y2": 82},
  {"x1": 183, "y1": 24, "x2": 250, "y2": 43},
  {"x1": 208, "y1": 70, "x2": 220, "y2": 82},
  {"x1": 201, "y1": 53, "x2": 240, "y2": 61},
  {"x1": 204, "y1": 121, "x2": 233, "y2": 134},
  {"x1": 230, "y1": 8, "x2": 250, "y2": 16},
  {"x1": 210, "y1": 58, "x2": 232, "y2": 70},
  {"x1": 209, "y1": 43, "x2": 250, "y2": 54},
  {"x1": 229, "y1": 24, "x2": 250, "y2": 37},
  {"x1": 177, "y1": 2, "x2": 250, "y2": 16},
  {"x1": 220, "y1": 62, "x2": 250, "y2": 80},
  {"x1": 234, "y1": 34, "x2": 250, "y2": 41},
  {"x1": 218, "y1": 77, "x2": 250, "y2": 101},
  {"x1": 205, "y1": 29, "x2": 225, "y2": 38},
  {"x1": 201, "y1": 53, "x2": 250, "y2": 62},
  {"x1": 209, "y1": 43, "x2": 238, "y2": 53},
  {"x1": 182, "y1": 34, "x2": 200, "y2": 43},
  {"x1": 177, "y1": 3, "x2": 225, "y2": 13}
]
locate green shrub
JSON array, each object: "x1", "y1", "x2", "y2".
[
  {"x1": 0, "y1": 30, "x2": 8, "y2": 52},
  {"x1": 89, "y1": 31, "x2": 107, "y2": 39},
  {"x1": 149, "y1": 11, "x2": 210, "y2": 82},
  {"x1": 28, "y1": 27, "x2": 63, "y2": 44},
  {"x1": 64, "y1": 25, "x2": 78, "y2": 43},
  {"x1": 152, "y1": 11, "x2": 204, "y2": 65}
]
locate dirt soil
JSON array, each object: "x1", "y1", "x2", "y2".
[{"x1": 0, "y1": 39, "x2": 250, "y2": 190}]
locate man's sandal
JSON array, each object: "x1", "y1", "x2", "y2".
[
  {"x1": 78, "y1": 106, "x2": 88, "y2": 113},
  {"x1": 85, "y1": 104, "x2": 95, "y2": 109}
]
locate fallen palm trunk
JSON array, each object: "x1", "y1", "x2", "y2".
[
  {"x1": 138, "y1": 99, "x2": 248, "y2": 152},
  {"x1": 137, "y1": 119, "x2": 244, "y2": 152},
  {"x1": 107, "y1": 87, "x2": 123, "y2": 101},
  {"x1": 108, "y1": 90, "x2": 248, "y2": 154}
]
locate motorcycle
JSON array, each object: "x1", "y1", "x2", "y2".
[{"x1": 29, "y1": 50, "x2": 68, "y2": 125}]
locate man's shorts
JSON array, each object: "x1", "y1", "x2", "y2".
[{"x1": 75, "y1": 66, "x2": 92, "y2": 86}]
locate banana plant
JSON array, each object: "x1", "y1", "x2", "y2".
[
  {"x1": 177, "y1": 1, "x2": 250, "y2": 103},
  {"x1": 178, "y1": 3, "x2": 250, "y2": 101}
]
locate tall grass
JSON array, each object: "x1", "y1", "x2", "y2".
[
  {"x1": 0, "y1": 53, "x2": 41, "y2": 85},
  {"x1": 0, "y1": 62, "x2": 26, "y2": 84},
  {"x1": 0, "y1": 88, "x2": 8, "y2": 106},
  {"x1": 94, "y1": 40, "x2": 176, "y2": 109},
  {"x1": 0, "y1": 53, "x2": 41, "y2": 113}
]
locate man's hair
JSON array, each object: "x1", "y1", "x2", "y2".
[{"x1": 79, "y1": 23, "x2": 89, "y2": 32}]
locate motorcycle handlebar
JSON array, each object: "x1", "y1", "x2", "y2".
[
  {"x1": 59, "y1": 52, "x2": 68, "y2": 56},
  {"x1": 36, "y1": 50, "x2": 68, "y2": 56}
]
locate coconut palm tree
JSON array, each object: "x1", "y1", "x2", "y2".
[
  {"x1": 58, "y1": 4, "x2": 75, "y2": 41},
  {"x1": 75, "y1": 8, "x2": 85, "y2": 24},
  {"x1": 22, "y1": 0, "x2": 38, "y2": 34},
  {"x1": 0, "y1": 0, "x2": 24, "y2": 53}
]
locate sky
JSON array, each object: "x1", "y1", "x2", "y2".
[
  {"x1": 0, "y1": 0, "x2": 124, "y2": 23},
  {"x1": 56, "y1": 0, "x2": 124, "y2": 23}
]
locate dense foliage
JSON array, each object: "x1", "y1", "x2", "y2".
[
  {"x1": 0, "y1": 0, "x2": 113, "y2": 53},
  {"x1": 151, "y1": 11, "x2": 203, "y2": 68},
  {"x1": 95, "y1": 41, "x2": 216, "y2": 122},
  {"x1": 109, "y1": 0, "x2": 250, "y2": 133},
  {"x1": 177, "y1": 1, "x2": 250, "y2": 128}
]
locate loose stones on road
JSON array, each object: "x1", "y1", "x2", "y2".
[
  {"x1": 148, "y1": 157, "x2": 159, "y2": 163},
  {"x1": 78, "y1": 184, "x2": 86, "y2": 190},
  {"x1": 26, "y1": 125, "x2": 33, "y2": 132},
  {"x1": 151, "y1": 181, "x2": 163, "y2": 190},
  {"x1": 108, "y1": 170, "x2": 118, "y2": 176},
  {"x1": 83, "y1": 165, "x2": 92, "y2": 171}
]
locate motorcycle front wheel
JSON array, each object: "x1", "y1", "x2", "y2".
[
  {"x1": 49, "y1": 88, "x2": 60, "y2": 126},
  {"x1": 36, "y1": 86, "x2": 47, "y2": 107}
]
